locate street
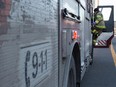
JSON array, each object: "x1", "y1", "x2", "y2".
[{"x1": 80, "y1": 37, "x2": 116, "y2": 87}]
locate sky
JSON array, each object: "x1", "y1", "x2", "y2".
[{"x1": 98, "y1": 0, "x2": 116, "y2": 21}]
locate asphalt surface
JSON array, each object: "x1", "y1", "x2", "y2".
[
  {"x1": 112, "y1": 36, "x2": 116, "y2": 52},
  {"x1": 80, "y1": 47, "x2": 116, "y2": 87}
]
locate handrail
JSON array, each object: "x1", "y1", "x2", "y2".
[{"x1": 62, "y1": 8, "x2": 81, "y2": 23}]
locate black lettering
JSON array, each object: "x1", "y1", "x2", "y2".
[
  {"x1": 25, "y1": 51, "x2": 30, "y2": 87},
  {"x1": 32, "y1": 52, "x2": 38, "y2": 78},
  {"x1": 45, "y1": 50, "x2": 47, "y2": 70},
  {"x1": 25, "y1": 49, "x2": 48, "y2": 86},
  {"x1": 40, "y1": 51, "x2": 43, "y2": 73}
]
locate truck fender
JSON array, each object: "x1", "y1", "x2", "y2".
[{"x1": 62, "y1": 41, "x2": 81, "y2": 87}]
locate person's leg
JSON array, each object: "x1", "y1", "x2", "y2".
[
  {"x1": 92, "y1": 33, "x2": 98, "y2": 45},
  {"x1": 97, "y1": 29, "x2": 102, "y2": 36}
]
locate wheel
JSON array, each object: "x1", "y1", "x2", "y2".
[
  {"x1": 90, "y1": 36, "x2": 94, "y2": 65},
  {"x1": 90, "y1": 45, "x2": 93, "y2": 65},
  {"x1": 67, "y1": 57, "x2": 76, "y2": 87}
]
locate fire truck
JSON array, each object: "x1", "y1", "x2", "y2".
[{"x1": 0, "y1": 0, "x2": 95, "y2": 87}]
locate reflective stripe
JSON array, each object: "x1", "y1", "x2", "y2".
[
  {"x1": 94, "y1": 12, "x2": 106, "y2": 29},
  {"x1": 92, "y1": 29, "x2": 97, "y2": 33},
  {"x1": 97, "y1": 15, "x2": 103, "y2": 20},
  {"x1": 97, "y1": 15, "x2": 102, "y2": 18},
  {"x1": 96, "y1": 25, "x2": 106, "y2": 29},
  {"x1": 95, "y1": 20, "x2": 99, "y2": 24},
  {"x1": 93, "y1": 30, "x2": 96, "y2": 33}
]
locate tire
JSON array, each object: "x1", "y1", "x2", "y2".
[
  {"x1": 90, "y1": 36, "x2": 94, "y2": 65},
  {"x1": 90, "y1": 45, "x2": 93, "y2": 65},
  {"x1": 67, "y1": 57, "x2": 76, "y2": 87}
]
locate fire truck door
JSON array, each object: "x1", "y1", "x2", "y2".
[{"x1": 95, "y1": 6, "x2": 114, "y2": 47}]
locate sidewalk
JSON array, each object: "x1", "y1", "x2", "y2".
[{"x1": 80, "y1": 48, "x2": 116, "y2": 87}]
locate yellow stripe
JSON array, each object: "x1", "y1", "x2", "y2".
[
  {"x1": 95, "y1": 20, "x2": 99, "y2": 24},
  {"x1": 95, "y1": 25, "x2": 106, "y2": 28},
  {"x1": 109, "y1": 43, "x2": 116, "y2": 66}
]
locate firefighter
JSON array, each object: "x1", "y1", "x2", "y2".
[{"x1": 91, "y1": 7, "x2": 106, "y2": 45}]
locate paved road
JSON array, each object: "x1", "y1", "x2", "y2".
[
  {"x1": 112, "y1": 37, "x2": 116, "y2": 52},
  {"x1": 80, "y1": 48, "x2": 116, "y2": 87},
  {"x1": 110, "y1": 38, "x2": 116, "y2": 65}
]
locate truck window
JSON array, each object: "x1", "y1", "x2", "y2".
[{"x1": 99, "y1": 8, "x2": 112, "y2": 21}]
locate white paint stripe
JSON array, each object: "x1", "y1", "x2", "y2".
[
  {"x1": 100, "y1": 40, "x2": 105, "y2": 45},
  {"x1": 101, "y1": 40, "x2": 106, "y2": 45},
  {"x1": 98, "y1": 40, "x2": 107, "y2": 46}
]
